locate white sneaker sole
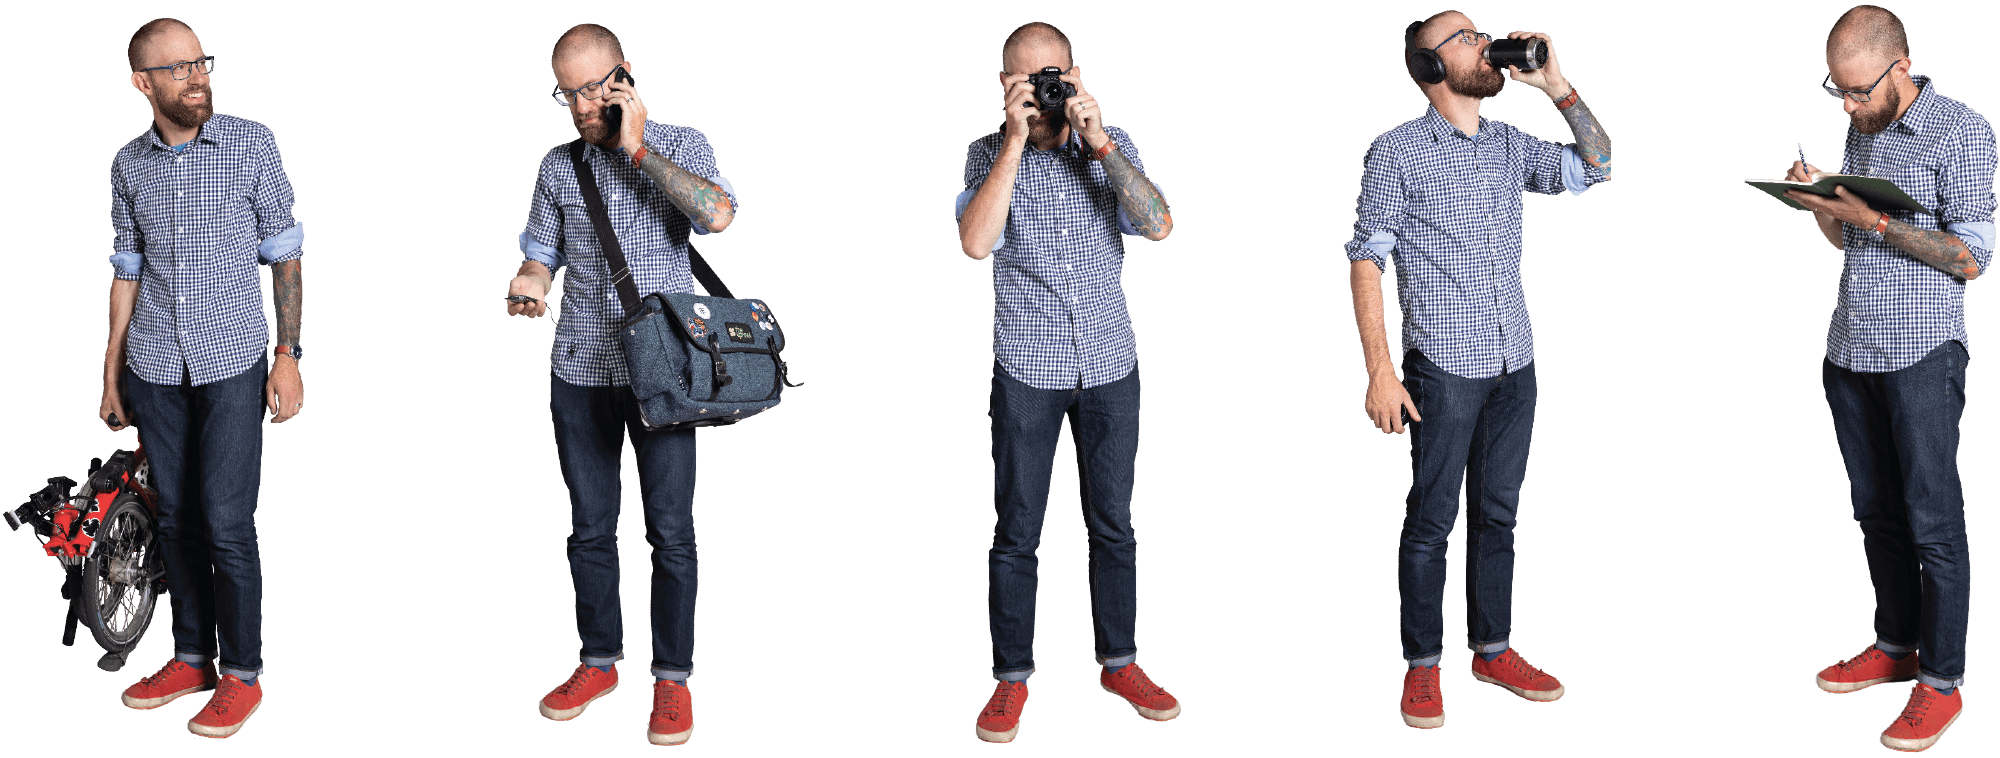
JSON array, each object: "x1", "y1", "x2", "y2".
[
  {"x1": 540, "y1": 682, "x2": 617, "y2": 721},
  {"x1": 1102, "y1": 685, "x2": 1181, "y2": 720},
  {"x1": 648, "y1": 726, "x2": 691, "y2": 746},
  {"x1": 1402, "y1": 710, "x2": 1445, "y2": 728},
  {"x1": 123, "y1": 682, "x2": 213, "y2": 710},
  {"x1": 1882, "y1": 708, "x2": 1960, "y2": 752},
  {"x1": 1472, "y1": 672, "x2": 1564, "y2": 702},
  {"x1": 1818, "y1": 674, "x2": 1913, "y2": 693},
  {"x1": 187, "y1": 700, "x2": 260, "y2": 738},
  {"x1": 976, "y1": 724, "x2": 1020, "y2": 743}
]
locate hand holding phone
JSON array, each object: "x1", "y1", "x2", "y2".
[{"x1": 602, "y1": 66, "x2": 647, "y2": 153}]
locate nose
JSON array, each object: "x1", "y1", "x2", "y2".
[
  {"x1": 187, "y1": 63, "x2": 209, "y2": 86},
  {"x1": 1843, "y1": 96, "x2": 1861, "y2": 115}
]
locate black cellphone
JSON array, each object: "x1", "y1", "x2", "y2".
[
  {"x1": 506, "y1": 295, "x2": 541, "y2": 305},
  {"x1": 605, "y1": 66, "x2": 635, "y2": 136}
]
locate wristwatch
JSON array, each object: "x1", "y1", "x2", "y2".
[
  {"x1": 1869, "y1": 211, "x2": 1891, "y2": 242},
  {"x1": 275, "y1": 344, "x2": 305, "y2": 361}
]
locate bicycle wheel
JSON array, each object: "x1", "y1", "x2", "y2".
[{"x1": 80, "y1": 493, "x2": 163, "y2": 654}]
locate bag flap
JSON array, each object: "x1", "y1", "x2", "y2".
[{"x1": 651, "y1": 292, "x2": 786, "y2": 351}]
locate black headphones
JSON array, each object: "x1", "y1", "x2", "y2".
[{"x1": 1405, "y1": 20, "x2": 1446, "y2": 85}]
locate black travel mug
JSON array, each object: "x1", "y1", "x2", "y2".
[{"x1": 1484, "y1": 38, "x2": 1548, "y2": 71}]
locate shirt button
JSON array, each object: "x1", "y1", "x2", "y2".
[{"x1": 1059, "y1": 229, "x2": 1067, "y2": 235}]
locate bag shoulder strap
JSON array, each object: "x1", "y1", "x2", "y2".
[{"x1": 567, "y1": 140, "x2": 734, "y2": 316}]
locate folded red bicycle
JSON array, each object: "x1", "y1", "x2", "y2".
[{"x1": 7, "y1": 448, "x2": 165, "y2": 671}]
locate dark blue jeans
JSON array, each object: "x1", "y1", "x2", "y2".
[
  {"x1": 123, "y1": 358, "x2": 266, "y2": 678},
  {"x1": 988, "y1": 363, "x2": 1141, "y2": 680},
  {"x1": 550, "y1": 374, "x2": 698, "y2": 679},
  {"x1": 1824, "y1": 340, "x2": 1970, "y2": 688},
  {"x1": 1398, "y1": 351, "x2": 1537, "y2": 665}
]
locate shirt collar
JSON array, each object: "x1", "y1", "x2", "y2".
[
  {"x1": 1883, "y1": 75, "x2": 1939, "y2": 136},
  {"x1": 1007, "y1": 124, "x2": 1084, "y2": 156},
  {"x1": 1420, "y1": 105, "x2": 1486, "y2": 142},
  {"x1": 146, "y1": 117, "x2": 226, "y2": 152}
]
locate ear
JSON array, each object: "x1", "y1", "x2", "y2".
[
  {"x1": 998, "y1": 70, "x2": 1008, "y2": 84},
  {"x1": 131, "y1": 71, "x2": 151, "y2": 97},
  {"x1": 619, "y1": 60, "x2": 634, "y2": 75}
]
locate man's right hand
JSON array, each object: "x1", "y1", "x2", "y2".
[
  {"x1": 1001, "y1": 72, "x2": 1036, "y2": 143},
  {"x1": 1365, "y1": 371, "x2": 1422, "y2": 434},
  {"x1": 101, "y1": 383, "x2": 131, "y2": 431},
  {"x1": 508, "y1": 274, "x2": 550, "y2": 317},
  {"x1": 1787, "y1": 160, "x2": 1825, "y2": 183}
]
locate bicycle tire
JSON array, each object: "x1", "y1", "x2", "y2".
[{"x1": 80, "y1": 494, "x2": 162, "y2": 654}]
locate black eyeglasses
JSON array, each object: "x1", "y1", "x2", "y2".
[
  {"x1": 138, "y1": 56, "x2": 215, "y2": 81},
  {"x1": 1823, "y1": 60, "x2": 1900, "y2": 103},
  {"x1": 551, "y1": 67, "x2": 619, "y2": 107}
]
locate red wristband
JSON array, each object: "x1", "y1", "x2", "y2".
[
  {"x1": 1553, "y1": 87, "x2": 1580, "y2": 110},
  {"x1": 631, "y1": 145, "x2": 649, "y2": 168},
  {"x1": 1088, "y1": 140, "x2": 1117, "y2": 161},
  {"x1": 1873, "y1": 212, "x2": 1891, "y2": 235}
]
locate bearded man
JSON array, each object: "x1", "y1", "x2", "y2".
[{"x1": 1342, "y1": 10, "x2": 1611, "y2": 729}]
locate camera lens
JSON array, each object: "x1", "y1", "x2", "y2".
[
  {"x1": 1484, "y1": 38, "x2": 1548, "y2": 71},
  {"x1": 1037, "y1": 81, "x2": 1068, "y2": 110}
]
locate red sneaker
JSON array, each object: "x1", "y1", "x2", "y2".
[
  {"x1": 121, "y1": 659, "x2": 217, "y2": 709},
  {"x1": 1470, "y1": 649, "x2": 1564, "y2": 702},
  {"x1": 1101, "y1": 664, "x2": 1180, "y2": 721},
  {"x1": 1818, "y1": 646, "x2": 1920, "y2": 693},
  {"x1": 1401, "y1": 665, "x2": 1445, "y2": 728},
  {"x1": 540, "y1": 664, "x2": 619, "y2": 721},
  {"x1": 648, "y1": 680, "x2": 693, "y2": 746},
  {"x1": 975, "y1": 681, "x2": 1028, "y2": 743},
  {"x1": 186, "y1": 675, "x2": 262, "y2": 738},
  {"x1": 1881, "y1": 683, "x2": 1962, "y2": 752}
]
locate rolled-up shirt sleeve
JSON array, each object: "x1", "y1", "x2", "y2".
[
  {"x1": 1345, "y1": 135, "x2": 1406, "y2": 272},
  {"x1": 250, "y1": 129, "x2": 303, "y2": 264},
  {"x1": 522, "y1": 158, "x2": 567, "y2": 274},
  {"x1": 1560, "y1": 146, "x2": 1607, "y2": 195},
  {"x1": 109, "y1": 161, "x2": 143, "y2": 280},
  {"x1": 1939, "y1": 115, "x2": 1998, "y2": 273},
  {"x1": 958, "y1": 137, "x2": 1004, "y2": 252}
]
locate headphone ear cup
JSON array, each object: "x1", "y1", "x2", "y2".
[{"x1": 1411, "y1": 50, "x2": 1445, "y2": 85}]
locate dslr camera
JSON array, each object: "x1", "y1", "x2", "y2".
[{"x1": 1027, "y1": 66, "x2": 1076, "y2": 111}]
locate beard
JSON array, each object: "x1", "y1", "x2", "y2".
[
  {"x1": 156, "y1": 84, "x2": 213, "y2": 131},
  {"x1": 1445, "y1": 61, "x2": 1505, "y2": 99},
  {"x1": 574, "y1": 112, "x2": 614, "y2": 146},
  {"x1": 1851, "y1": 84, "x2": 1902, "y2": 135},
  {"x1": 1027, "y1": 108, "x2": 1068, "y2": 144}
]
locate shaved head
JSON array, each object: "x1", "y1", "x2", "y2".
[
  {"x1": 1828, "y1": 5, "x2": 1908, "y2": 63},
  {"x1": 1412, "y1": 9, "x2": 1469, "y2": 49},
  {"x1": 127, "y1": 18, "x2": 194, "y2": 71},
  {"x1": 553, "y1": 23, "x2": 624, "y2": 66},
  {"x1": 1002, "y1": 22, "x2": 1071, "y2": 72}
]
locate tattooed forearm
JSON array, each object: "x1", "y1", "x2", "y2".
[
  {"x1": 271, "y1": 259, "x2": 302, "y2": 345},
  {"x1": 1100, "y1": 144, "x2": 1172, "y2": 239},
  {"x1": 1559, "y1": 97, "x2": 1611, "y2": 174},
  {"x1": 1885, "y1": 219, "x2": 1982, "y2": 279},
  {"x1": 636, "y1": 144, "x2": 734, "y2": 233}
]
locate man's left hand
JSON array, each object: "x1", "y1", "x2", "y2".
[
  {"x1": 1503, "y1": 31, "x2": 1569, "y2": 97},
  {"x1": 1789, "y1": 185, "x2": 1877, "y2": 227},
  {"x1": 267, "y1": 355, "x2": 305, "y2": 423},
  {"x1": 603, "y1": 78, "x2": 649, "y2": 155},
  {"x1": 1061, "y1": 66, "x2": 1111, "y2": 151}
]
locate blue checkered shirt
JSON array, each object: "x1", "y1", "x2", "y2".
[
  {"x1": 109, "y1": 114, "x2": 304, "y2": 387},
  {"x1": 1344, "y1": 106, "x2": 1605, "y2": 379},
  {"x1": 521, "y1": 121, "x2": 737, "y2": 387},
  {"x1": 1829, "y1": 76, "x2": 1997, "y2": 373},
  {"x1": 958, "y1": 126, "x2": 1155, "y2": 391}
]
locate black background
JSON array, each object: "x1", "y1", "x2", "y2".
[{"x1": 7, "y1": 5, "x2": 1984, "y2": 756}]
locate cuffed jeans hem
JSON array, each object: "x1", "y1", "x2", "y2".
[
  {"x1": 1408, "y1": 653, "x2": 1443, "y2": 668},
  {"x1": 581, "y1": 652, "x2": 625, "y2": 668},
  {"x1": 1470, "y1": 639, "x2": 1510, "y2": 655},
  {"x1": 1875, "y1": 639, "x2": 1917, "y2": 655},
  {"x1": 994, "y1": 668, "x2": 1034, "y2": 683},
  {"x1": 218, "y1": 664, "x2": 263, "y2": 680},
  {"x1": 652, "y1": 667, "x2": 690, "y2": 682},
  {"x1": 1918, "y1": 670, "x2": 1966, "y2": 690},
  {"x1": 1098, "y1": 653, "x2": 1137, "y2": 668},
  {"x1": 174, "y1": 651, "x2": 210, "y2": 666}
]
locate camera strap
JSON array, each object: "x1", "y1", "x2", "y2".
[{"x1": 568, "y1": 139, "x2": 734, "y2": 320}]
